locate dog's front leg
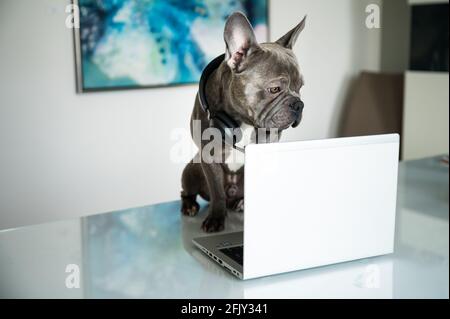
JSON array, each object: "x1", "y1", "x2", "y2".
[{"x1": 201, "y1": 162, "x2": 227, "y2": 232}]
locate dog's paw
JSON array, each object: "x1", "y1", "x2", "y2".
[
  {"x1": 201, "y1": 216, "x2": 225, "y2": 233},
  {"x1": 181, "y1": 197, "x2": 200, "y2": 217},
  {"x1": 232, "y1": 198, "x2": 244, "y2": 213}
]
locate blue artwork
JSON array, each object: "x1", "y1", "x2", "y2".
[{"x1": 75, "y1": 0, "x2": 268, "y2": 92}]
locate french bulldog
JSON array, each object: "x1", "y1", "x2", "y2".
[{"x1": 181, "y1": 12, "x2": 306, "y2": 232}]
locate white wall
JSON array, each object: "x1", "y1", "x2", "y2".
[
  {"x1": 403, "y1": 72, "x2": 449, "y2": 160},
  {"x1": 273, "y1": 0, "x2": 381, "y2": 141},
  {"x1": 0, "y1": 0, "x2": 381, "y2": 230}
]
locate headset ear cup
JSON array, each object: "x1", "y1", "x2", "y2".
[
  {"x1": 211, "y1": 117, "x2": 234, "y2": 145},
  {"x1": 211, "y1": 113, "x2": 242, "y2": 146},
  {"x1": 233, "y1": 126, "x2": 243, "y2": 144}
]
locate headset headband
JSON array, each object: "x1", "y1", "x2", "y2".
[
  {"x1": 198, "y1": 54, "x2": 226, "y2": 114},
  {"x1": 198, "y1": 54, "x2": 246, "y2": 153}
]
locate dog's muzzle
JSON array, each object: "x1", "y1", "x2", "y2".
[
  {"x1": 291, "y1": 100, "x2": 304, "y2": 128},
  {"x1": 261, "y1": 97, "x2": 304, "y2": 129},
  {"x1": 274, "y1": 98, "x2": 304, "y2": 129}
]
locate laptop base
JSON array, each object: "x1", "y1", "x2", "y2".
[{"x1": 192, "y1": 231, "x2": 244, "y2": 279}]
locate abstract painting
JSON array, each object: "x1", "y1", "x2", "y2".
[{"x1": 73, "y1": 0, "x2": 268, "y2": 92}]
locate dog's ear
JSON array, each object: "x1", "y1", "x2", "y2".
[
  {"x1": 224, "y1": 12, "x2": 260, "y2": 72},
  {"x1": 275, "y1": 16, "x2": 306, "y2": 49}
]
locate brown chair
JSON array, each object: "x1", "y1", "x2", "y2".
[{"x1": 339, "y1": 71, "x2": 404, "y2": 140}]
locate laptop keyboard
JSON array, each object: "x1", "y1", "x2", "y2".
[{"x1": 219, "y1": 245, "x2": 243, "y2": 266}]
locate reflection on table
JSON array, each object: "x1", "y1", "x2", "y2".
[{"x1": 0, "y1": 157, "x2": 448, "y2": 298}]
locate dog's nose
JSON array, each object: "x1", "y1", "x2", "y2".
[{"x1": 290, "y1": 100, "x2": 304, "y2": 112}]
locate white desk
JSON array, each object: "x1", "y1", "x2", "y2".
[{"x1": 0, "y1": 157, "x2": 448, "y2": 298}]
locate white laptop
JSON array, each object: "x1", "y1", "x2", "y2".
[{"x1": 193, "y1": 134, "x2": 400, "y2": 280}]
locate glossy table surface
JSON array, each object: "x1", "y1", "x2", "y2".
[{"x1": 0, "y1": 157, "x2": 448, "y2": 298}]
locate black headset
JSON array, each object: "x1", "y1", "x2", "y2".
[{"x1": 198, "y1": 54, "x2": 244, "y2": 151}]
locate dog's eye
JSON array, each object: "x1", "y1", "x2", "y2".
[{"x1": 268, "y1": 87, "x2": 281, "y2": 94}]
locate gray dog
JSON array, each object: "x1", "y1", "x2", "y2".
[{"x1": 181, "y1": 12, "x2": 306, "y2": 232}]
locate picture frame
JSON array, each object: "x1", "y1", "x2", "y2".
[{"x1": 72, "y1": 0, "x2": 269, "y2": 93}]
